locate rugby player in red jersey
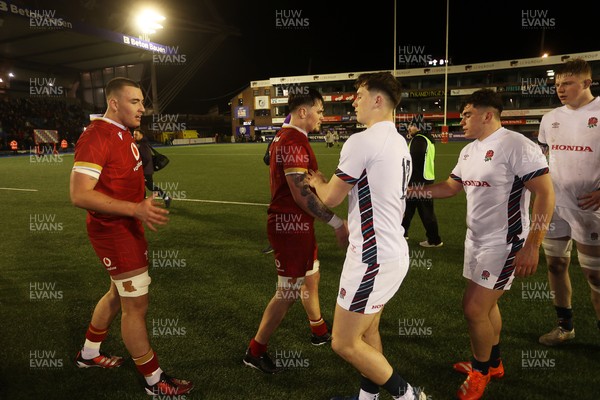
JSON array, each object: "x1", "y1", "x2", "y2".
[
  {"x1": 70, "y1": 77, "x2": 193, "y2": 396},
  {"x1": 244, "y1": 88, "x2": 349, "y2": 373}
]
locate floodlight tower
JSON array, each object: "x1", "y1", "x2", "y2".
[
  {"x1": 136, "y1": 9, "x2": 165, "y2": 41},
  {"x1": 441, "y1": 0, "x2": 450, "y2": 144},
  {"x1": 136, "y1": 8, "x2": 165, "y2": 114}
]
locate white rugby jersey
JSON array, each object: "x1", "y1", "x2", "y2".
[
  {"x1": 538, "y1": 96, "x2": 600, "y2": 210},
  {"x1": 335, "y1": 121, "x2": 411, "y2": 264},
  {"x1": 451, "y1": 128, "x2": 549, "y2": 246}
]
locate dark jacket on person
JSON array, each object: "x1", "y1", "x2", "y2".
[{"x1": 137, "y1": 136, "x2": 154, "y2": 175}]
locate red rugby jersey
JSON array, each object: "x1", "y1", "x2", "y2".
[
  {"x1": 268, "y1": 126, "x2": 318, "y2": 217},
  {"x1": 73, "y1": 118, "x2": 145, "y2": 220}
]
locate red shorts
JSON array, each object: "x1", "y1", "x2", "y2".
[
  {"x1": 87, "y1": 216, "x2": 148, "y2": 276},
  {"x1": 267, "y1": 213, "x2": 317, "y2": 278}
]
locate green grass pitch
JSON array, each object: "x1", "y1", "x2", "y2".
[{"x1": 0, "y1": 141, "x2": 597, "y2": 399}]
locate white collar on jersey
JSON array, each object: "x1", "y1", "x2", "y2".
[
  {"x1": 91, "y1": 116, "x2": 127, "y2": 131},
  {"x1": 282, "y1": 123, "x2": 308, "y2": 137}
]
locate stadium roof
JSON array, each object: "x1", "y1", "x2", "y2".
[
  {"x1": 0, "y1": 0, "x2": 240, "y2": 112},
  {"x1": 0, "y1": 6, "x2": 158, "y2": 74}
]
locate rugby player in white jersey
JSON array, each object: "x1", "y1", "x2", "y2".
[
  {"x1": 409, "y1": 89, "x2": 554, "y2": 399},
  {"x1": 308, "y1": 72, "x2": 426, "y2": 400},
  {"x1": 537, "y1": 58, "x2": 600, "y2": 346}
]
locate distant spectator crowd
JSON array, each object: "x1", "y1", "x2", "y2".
[{"x1": 0, "y1": 97, "x2": 90, "y2": 151}]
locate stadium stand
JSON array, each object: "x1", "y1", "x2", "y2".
[{"x1": 0, "y1": 1, "x2": 239, "y2": 153}]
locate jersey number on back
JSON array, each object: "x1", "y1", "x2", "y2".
[{"x1": 401, "y1": 158, "x2": 411, "y2": 199}]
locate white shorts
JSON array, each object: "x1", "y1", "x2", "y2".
[
  {"x1": 277, "y1": 260, "x2": 320, "y2": 289},
  {"x1": 545, "y1": 206, "x2": 600, "y2": 245},
  {"x1": 463, "y1": 239, "x2": 524, "y2": 290},
  {"x1": 337, "y1": 257, "x2": 408, "y2": 314}
]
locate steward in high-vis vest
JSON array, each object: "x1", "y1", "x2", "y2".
[
  {"x1": 10, "y1": 139, "x2": 18, "y2": 155},
  {"x1": 401, "y1": 118, "x2": 443, "y2": 248},
  {"x1": 409, "y1": 131, "x2": 436, "y2": 182}
]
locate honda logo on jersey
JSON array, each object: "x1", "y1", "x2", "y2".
[
  {"x1": 130, "y1": 142, "x2": 140, "y2": 160},
  {"x1": 462, "y1": 180, "x2": 491, "y2": 187},
  {"x1": 550, "y1": 144, "x2": 593, "y2": 152}
]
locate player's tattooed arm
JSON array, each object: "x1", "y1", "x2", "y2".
[{"x1": 290, "y1": 173, "x2": 334, "y2": 222}]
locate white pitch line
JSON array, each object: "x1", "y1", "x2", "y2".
[
  {"x1": 165, "y1": 153, "x2": 265, "y2": 156},
  {"x1": 0, "y1": 187, "x2": 38, "y2": 192},
  {"x1": 174, "y1": 198, "x2": 268, "y2": 207}
]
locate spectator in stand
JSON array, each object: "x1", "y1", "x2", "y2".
[{"x1": 0, "y1": 97, "x2": 88, "y2": 147}]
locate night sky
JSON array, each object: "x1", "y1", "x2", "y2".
[{"x1": 25, "y1": 0, "x2": 600, "y2": 112}]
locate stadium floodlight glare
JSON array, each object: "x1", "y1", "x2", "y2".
[{"x1": 136, "y1": 9, "x2": 165, "y2": 37}]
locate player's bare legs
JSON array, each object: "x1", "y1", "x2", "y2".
[
  {"x1": 75, "y1": 281, "x2": 125, "y2": 369},
  {"x1": 546, "y1": 253, "x2": 572, "y2": 310},
  {"x1": 244, "y1": 287, "x2": 297, "y2": 373},
  {"x1": 540, "y1": 237, "x2": 576, "y2": 346},
  {"x1": 115, "y1": 267, "x2": 193, "y2": 395},
  {"x1": 453, "y1": 282, "x2": 505, "y2": 400},
  {"x1": 254, "y1": 287, "x2": 297, "y2": 345},
  {"x1": 112, "y1": 267, "x2": 151, "y2": 357},
  {"x1": 300, "y1": 272, "x2": 321, "y2": 321},
  {"x1": 362, "y1": 308, "x2": 383, "y2": 354},
  {"x1": 577, "y1": 243, "x2": 600, "y2": 320},
  {"x1": 89, "y1": 282, "x2": 121, "y2": 331},
  {"x1": 489, "y1": 303, "x2": 502, "y2": 345},
  {"x1": 301, "y1": 271, "x2": 331, "y2": 344},
  {"x1": 300, "y1": 268, "x2": 331, "y2": 345},
  {"x1": 120, "y1": 295, "x2": 151, "y2": 357},
  {"x1": 462, "y1": 281, "x2": 504, "y2": 362},
  {"x1": 76, "y1": 269, "x2": 148, "y2": 369},
  {"x1": 331, "y1": 305, "x2": 391, "y2": 383},
  {"x1": 453, "y1": 283, "x2": 505, "y2": 380},
  {"x1": 331, "y1": 305, "x2": 419, "y2": 398},
  {"x1": 339, "y1": 309, "x2": 384, "y2": 399}
]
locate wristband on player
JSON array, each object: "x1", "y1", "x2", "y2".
[{"x1": 327, "y1": 214, "x2": 344, "y2": 229}]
